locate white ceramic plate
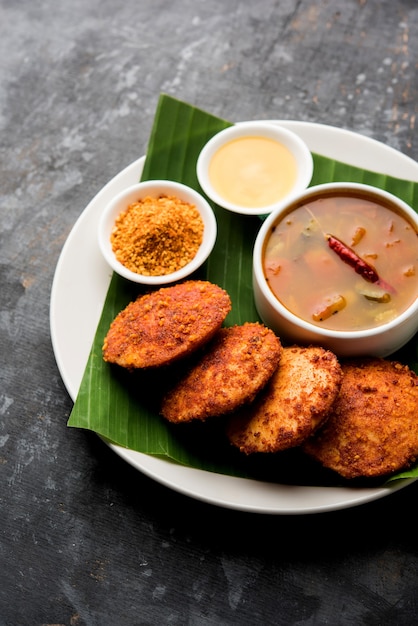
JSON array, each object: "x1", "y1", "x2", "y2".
[{"x1": 50, "y1": 121, "x2": 418, "y2": 515}]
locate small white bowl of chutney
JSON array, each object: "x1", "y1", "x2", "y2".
[
  {"x1": 253, "y1": 182, "x2": 418, "y2": 357},
  {"x1": 196, "y1": 121, "x2": 313, "y2": 216}
]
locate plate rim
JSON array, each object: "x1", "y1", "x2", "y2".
[{"x1": 50, "y1": 119, "x2": 418, "y2": 515}]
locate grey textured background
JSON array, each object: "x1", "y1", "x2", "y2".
[{"x1": 1, "y1": 1, "x2": 418, "y2": 624}]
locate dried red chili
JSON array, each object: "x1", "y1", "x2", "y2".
[
  {"x1": 326, "y1": 234, "x2": 379, "y2": 282},
  {"x1": 326, "y1": 234, "x2": 395, "y2": 293}
]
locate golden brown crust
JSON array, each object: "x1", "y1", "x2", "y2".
[
  {"x1": 160, "y1": 323, "x2": 282, "y2": 423},
  {"x1": 102, "y1": 280, "x2": 231, "y2": 369},
  {"x1": 303, "y1": 358, "x2": 418, "y2": 479},
  {"x1": 227, "y1": 345, "x2": 342, "y2": 454}
]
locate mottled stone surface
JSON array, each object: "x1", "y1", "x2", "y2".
[{"x1": 1, "y1": 1, "x2": 418, "y2": 624}]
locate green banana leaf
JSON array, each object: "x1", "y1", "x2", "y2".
[{"x1": 68, "y1": 94, "x2": 418, "y2": 485}]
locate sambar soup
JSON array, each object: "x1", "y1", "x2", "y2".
[{"x1": 263, "y1": 191, "x2": 418, "y2": 331}]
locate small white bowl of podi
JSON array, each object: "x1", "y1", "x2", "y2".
[
  {"x1": 196, "y1": 122, "x2": 313, "y2": 216},
  {"x1": 98, "y1": 179, "x2": 217, "y2": 285},
  {"x1": 253, "y1": 182, "x2": 418, "y2": 357}
]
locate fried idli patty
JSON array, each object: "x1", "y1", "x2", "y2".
[
  {"x1": 160, "y1": 323, "x2": 282, "y2": 423},
  {"x1": 303, "y1": 358, "x2": 418, "y2": 479},
  {"x1": 103, "y1": 280, "x2": 231, "y2": 369},
  {"x1": 227, "y1": 345, "x2": 342, "y2": 454}
]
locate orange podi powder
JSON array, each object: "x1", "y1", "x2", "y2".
[{"x1": 110, "y1": 195, "x2": 204, "y2": 276}]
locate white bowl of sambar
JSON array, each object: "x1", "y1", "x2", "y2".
[{"x1": 253, "y1": 182, "x2": 418, "y2": 357}]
